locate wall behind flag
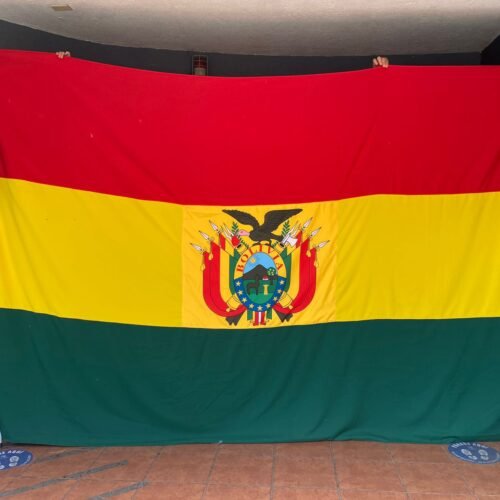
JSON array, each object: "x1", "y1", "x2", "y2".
[{"x1": 0, "y1": 19, "x2": 482, "y2": 76}]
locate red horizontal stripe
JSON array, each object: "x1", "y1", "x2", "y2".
[{"x1": 0, "y1": 50, "x2": 499, "y2": 205}]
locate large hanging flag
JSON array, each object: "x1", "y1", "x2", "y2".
[{"x1": 0, "y1": 50, "x2": 499, "y2": 445}]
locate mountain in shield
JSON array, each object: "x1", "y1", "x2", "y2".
[{"x1": 242, "y1": 265, "x2": 271, "y2": 281}]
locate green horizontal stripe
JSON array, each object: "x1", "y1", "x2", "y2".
[{"x1": 1, "y1": 308, "x2": 499, "y2": 445}]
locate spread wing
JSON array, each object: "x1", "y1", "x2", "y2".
[
  {"x1": 261, "y1": 209, "x2": 302, "y2": 233},
  {"x1": 223, "y1": 209, "x2": 260, "y2": 229}
]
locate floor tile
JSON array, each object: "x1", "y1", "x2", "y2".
[
  {"x1": 205, "y1": 484, "x2": 270, "y2": 499},
  {"x1": 389, "y1": 444, "x2": 451, "y2": 463},
  {"x1": 398, "y1": 462, "x2": 470, "y2": 495},
  {"x1": 14, "y1": 449, "x2": 103, "y2": 479},
  {"x1": 0, "y1": 464, "x2": 30, "y2": 480},
  {"x1": 335, "y1": 459, "x2": 404, "y2": 492},
  {"x1": 482, "y1": 442, "x2": 500, "y2": 448},
  {"x1": 145, "y1": 451, "x2": 214, "y2": 483},
  {"x1": 274, "y1": 455, "x2": 336, "y2": 488},
  {"x1": 161, "y1": 444, "x2": 217, "y2": 460},
  {"x1": 11, "y1": 445, "x2": 72, "y2": 460},
  {"x1": 457, "y1": 463, "x2": 500, "y2": 496},
  {"x1": 219, "y1": 443, "x2": 274, "y2": 457},
  {"x1": 97, "y1": 446, "x2": 162, "y2": 460},
  {"x1": 0, "y1": 476, "x2": 78, "y2": 499},
  {"x1": 2, "y1": 441, "x2": 489, "y2": 499},
  {"x1": 408, "y1": 494, "x2": 476, "y2": 500},
  {"x1": 274, "y1": 486, "x2": 339, "y2": 499},
  {"x1": 135, "y1": 481, "x2": 205, "y2": 499},
  {"x1": 210, "y1": 452, "x2": 273, "y2": 486},
  {"x1": 341, "y1": 491, "x2": 407, "y2": 500},
  {"x1": 65, "y1": 478, "x2": 141, "y2": 499},
  {"x1": 162, "y1": 443, "x2": 217, "y2": 458},
  {"x1": 276, "y1": 441, "x2": 332, "y2": 459},
  {"x1": 0, "y1": 478, "x2": 13, "y2": 491},
  {"x1": 0, "y1": 448, "x2": 98, "y2": 480},
  {"x1": 89, "y1": 455, "x2": 156, "y2": 481},
  {"x1": 332, "y1": 441, "x2": 390, "y2": 461}
]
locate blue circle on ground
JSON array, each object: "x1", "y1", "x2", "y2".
[
  {"x1": 0, "y1": 449, "x2": 33, "y2": 471},
  {"x1": 448, "y1": 442, "x2": 499, "y2": 464}
]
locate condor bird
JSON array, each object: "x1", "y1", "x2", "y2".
[{"x1": 223, "y1": 208, "x2": 302, "y2": 244}]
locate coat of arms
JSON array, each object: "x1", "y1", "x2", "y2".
[{"x1": 190, "y1": 208, "x2": 329, "y2": 327}]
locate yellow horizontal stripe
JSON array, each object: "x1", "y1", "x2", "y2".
[
  {"x1": 0, "y1": 178, "x2": 183, "y2": 327},
  {"x1": 335, "y1": 192, "x2": 500, "y2": 321},
  {"x1": 1, "y1": 178, "x2": 500, "y2": 329}
]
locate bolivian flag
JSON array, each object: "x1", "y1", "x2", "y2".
[{"x1": 0, "y1": 50, "x2": 499, "y2": 445}]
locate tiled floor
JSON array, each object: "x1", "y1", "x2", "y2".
[{"x1": 0, "y1": 441, "x2": 499, "y2": 499}]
